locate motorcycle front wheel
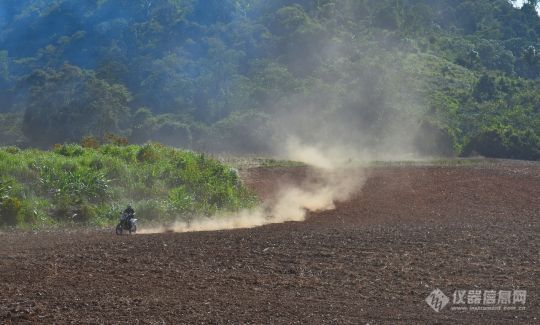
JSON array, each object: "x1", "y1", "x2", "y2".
[
  {"x1": 115, "y1": 223, "x2": 123, "y2": 235},
  {"x1": 129, "y1": 223, "x2": 137, "y2": 234}
]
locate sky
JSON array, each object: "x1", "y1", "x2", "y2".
[{"x1": 512, "y1": 0, "x2": 540, "y2": 10}]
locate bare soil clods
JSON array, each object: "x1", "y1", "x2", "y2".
[{"x1": 1, "y1": 161, "x2": 539, "y2": 323}]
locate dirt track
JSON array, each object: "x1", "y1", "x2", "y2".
[{"x1": 1, "y1": 161, "x2": 539, "y2": 324}]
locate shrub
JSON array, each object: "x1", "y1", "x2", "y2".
[
  {"x1": 99, "y1": 144, "x2": 138, "y2": 162},
  {"x1": 0, "y1": 144, "x2": 258, "y2": 228},
  {"x1": 19, "y1": 199, "x2": 52, "y2": 226},
  {"x1": 464, "y1": 127, "x2": 540, "y2": 160},
  {"x1": 81, "y1": 136, "x2": 100, "y2": 149},
  {"x1": 104, "y1": 133, "x2": 129, "y2": 146},
  {"x1": 92, "y1": 204, "x2": 120, "y2": 226},
  {"x1": 4, "y1": 146, "x2": 20, "y2": 154},
  {"x1": 0, "y1": 197, "x2": 21, "y2": 226},
  {"x1": 137, "y1": 143, "x2": 161, "y2": 163},
  {"x1": 0, "y1": 179, "x2": 12, "y2": 198},
  {"x1": 89, "y1": 158, "x2": 104, "y2": 170},
  {"x1": 37, "y1": 162, "x2": 111, "y2": 202},
  {"x1": 168, "y1": 186, "x2": 195, "y2": 214},
  {"x1": 135, "y1": 200, "x2": 168, "y2": 222},
  {"x1": 54, "y1": 144, "x2": 85, "y2": 157},
  {"x1": 73, "y1": 203, "x2": 97, "y2": 223}
]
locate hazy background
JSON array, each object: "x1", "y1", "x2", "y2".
[{"x1": 0, "y1": 0, "x2": 539, "y2": 160}]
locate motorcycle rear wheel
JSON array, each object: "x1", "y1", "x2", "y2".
[{"x1": 115, "y1": 224, "x2": 123, "y2": 235}]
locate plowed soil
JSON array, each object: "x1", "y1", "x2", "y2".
[{"x1": 1, "y1": 161, "x2": 539, "y2": 324}]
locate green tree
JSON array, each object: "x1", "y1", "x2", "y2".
[
  {"x1": 22, "y1": 64, "x2": 131, "y2": 147},
  {"x1": 473, "y1": 74, "x2": 497, "y2": 101}
]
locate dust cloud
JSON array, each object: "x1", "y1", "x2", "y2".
[
  {"x1": 139, "y1": 10, "x2": 424, "y2": 234},
  {"x1": 139, "y1": 138, "x2": 366, "y2": 234}
]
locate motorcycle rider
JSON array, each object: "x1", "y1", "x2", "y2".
[{"x1": 123, "y1": 205, "x2": 135, "y2": 225}]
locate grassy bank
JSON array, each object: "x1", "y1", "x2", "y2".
[{"x1": 0, "y1": 143, "x2": 257, "y2": 229}]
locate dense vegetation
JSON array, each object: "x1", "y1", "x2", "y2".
[
  {"x1": 0, "y1": 143, "x2": 256, "y2": 228},
  {"x1": 0, "y1": 0, "x2": 539, "y2": 159}
]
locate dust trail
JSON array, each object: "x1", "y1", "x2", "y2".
[{"x1": 139, "y1": 139, "x2": 366, "y2": 234}]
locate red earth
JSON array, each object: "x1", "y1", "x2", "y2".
[{"x1": 1, "y1": 160, "x2": 538, "y2": 324}]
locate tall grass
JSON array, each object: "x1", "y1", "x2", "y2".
[{"x1": 0, "y1": 143, "x2": 257, "y2": 229}]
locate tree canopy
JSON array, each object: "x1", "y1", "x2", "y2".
[{"x1": 0, "y1": 0, "x2": 539, "y2": 159}]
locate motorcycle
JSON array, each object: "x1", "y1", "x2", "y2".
[{"x1": 115, "y1": 212, "x2": 137, "y2": 235}]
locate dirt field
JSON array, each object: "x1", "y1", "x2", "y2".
[{"x1": 1, "y1": 160, "x2": 539, "y2": 324}]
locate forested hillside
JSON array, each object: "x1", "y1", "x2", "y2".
[{"x1": 0, "y1": 0, "x2": 539, "y2": 159}]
